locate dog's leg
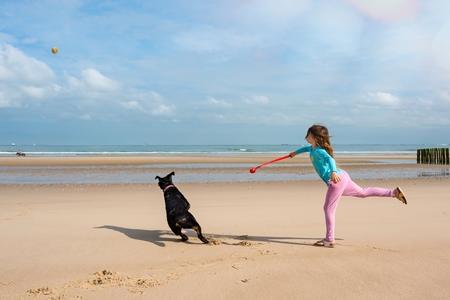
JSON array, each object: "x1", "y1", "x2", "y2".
[
  {"x1": 169, "y1": 222, "x2": 188, "y2": 241},
  {"x1": 193, "y1": 224, "x2": 209, "y2": 244},
  {"x1": 178, "y1": 227, "x2": 189, "y2": 242}
]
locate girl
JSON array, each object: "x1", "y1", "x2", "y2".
[{"x1": 289, "y1": 124, "x2": 407, "y2": 248}]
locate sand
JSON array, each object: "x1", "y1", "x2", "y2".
[{"x1": 0, "y1": 156, "x2": 449, "y2": 299}]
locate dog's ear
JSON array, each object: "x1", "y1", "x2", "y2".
[
  {"x1": 155, "y1": 176, "x2": 161, "y2": 180},
  {"x1": 169, "y1": 171, "x2": 175, "y2": 177}
]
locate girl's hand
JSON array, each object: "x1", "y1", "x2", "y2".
[
  {"x1": 331, "y1": 172, "x2": 340, "y2": 183},
  {"x1": 288, "y1": 151, "x2": 296, "y2": 158}
]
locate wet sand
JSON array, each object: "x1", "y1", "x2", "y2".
[
  {"x1": 1, "y1": 154, "x2": 448, "y2": 185},
  {"x1": 0, "y1": 153, "x2": 417, "y2": 166}
]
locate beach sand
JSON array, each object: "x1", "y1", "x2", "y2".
[{"x1": 1, "y1": 156, "x2": 449, "y2": 299}]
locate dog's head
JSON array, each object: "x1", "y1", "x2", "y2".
[{"x1": 155, "y1": 171, "x2": 175, "y2": 190}]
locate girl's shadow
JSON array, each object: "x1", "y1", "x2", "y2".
[{"x1": 95, "y1": 225, "x2": 338, "y2": 247}]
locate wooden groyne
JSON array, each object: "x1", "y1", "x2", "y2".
[{"x1": 417, "y1": 148, "x2": 449, "y2": 165}]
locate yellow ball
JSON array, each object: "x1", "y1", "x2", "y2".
[{"x1": 51, "y1": 47, "x2": 58, "y2": 54}]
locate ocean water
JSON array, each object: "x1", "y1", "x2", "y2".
[{"x1": 1, "y1": 143, "x2": 448, "y2": 156}]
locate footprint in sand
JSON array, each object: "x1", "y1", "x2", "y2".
[
  {"x1": 87, "y1": 270, "x2": 159, "y2": 289},
  {"x1": 258, "y1": 249, "x2": 277, "y2": 255},
  {"x1": 26, "y1": 286, "x2": 58, "y2": 297},
  {"x1": 77, "y1": 269, "x2": 160, "y2": 292},
  {"x1": 369, "y1": 246, "x2": 398, "y2": 252},
  {"x1": 208, "y1": 239, "x2": 222, "y2": 245},
  {"x1": 28, "y1": 269, "x2": 161, "y2": 298},
  {"x1": 236, "y1": 241, "x2": 252, "y2": 246},
  {"x1": 206, "y1": 237, "x2": 256, "y2": 247}
]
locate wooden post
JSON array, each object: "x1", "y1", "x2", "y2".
[{"x1": 417, "y1": 147, "x2": 450, "y2": 165}]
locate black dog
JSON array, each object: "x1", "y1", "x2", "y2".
[{"x1": 155, "y1": 171, "x2": 209, "y2": 244}]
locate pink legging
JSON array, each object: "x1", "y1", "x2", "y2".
[{"x1": 324, "y1": 171, "x2": 394, "y2": 241}]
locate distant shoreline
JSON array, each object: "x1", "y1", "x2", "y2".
[
  {"x1": 1, "y1": 143, "x2": 447, "y2": 158},
  {"x1": 0, "y1": 150, "x2": 419, "y2": 157}
]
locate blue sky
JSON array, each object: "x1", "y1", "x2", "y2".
[{"x1": 1, "y1": 0, "x2": 449, "y2": 145}]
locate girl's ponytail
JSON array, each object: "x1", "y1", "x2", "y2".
[{"x1": 322, "y1": 141, "x2": 334, "y2": 157}]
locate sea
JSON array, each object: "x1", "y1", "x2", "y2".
[
  {"x1": 1, "y1": 144, "x2": 449, "y2": 184},
  {"x1": 1, "y1": 143, "x2": 448, "y2": 157}
]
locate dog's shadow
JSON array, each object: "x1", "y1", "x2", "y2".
[{"x1": 95, "y1": 225, "x2": 340, "y2": 247}]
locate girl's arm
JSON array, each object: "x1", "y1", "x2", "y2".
[
  {"x1": 326, "y1": 155, "x2": 338, "y2": 173},
  {"x1": 322, "y1": 150, "x2": 340, "y2": 183},
  {"x1": 289, "y1": 145, "x2": 312, "y2": 157}
]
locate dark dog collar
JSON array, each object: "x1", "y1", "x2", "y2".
[{"x1": 163, "y1": 185, "x2": 175, "y2": 193}]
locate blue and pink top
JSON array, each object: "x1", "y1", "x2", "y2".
[{"x1": 294, "y1": 145, "x2": 341, "y2": 184}]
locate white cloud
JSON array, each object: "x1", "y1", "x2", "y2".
[
  {"x1": 0, "y1": 44, "x2": 126, "y2": 113},
  {"x1": 367, "y1": 92, "x2": 401, "y2": 106},
  {"x1": 203, "y1": 110, "x2": 311, "y2": 126},
  {"x1": 0, "y1": 43, "x2": 54, "y2": 83},
  {"x1": 21, "y1": 85, "x2": 47, "y2": 99},
  {"x1": 120, "y1": 91, "x2": 175, "y2": 117},
  {"x1": 152, "y1": 103, "x2": 175, "y2": 116},
  {"x1": 81, "y1": 68, "x2": 119, "y2": 92},
  {"x1": 243, "y1": 95, "x2": 270, "y2": 105},
  {"x1": 0, "y1": 43, "x2": 56, "y2": 107},
  {"x1": 121, "y1": 100, "x2": 142, "y2": 111},
  {"x1": 207, "y1": 97, "x2": 232, "y2": 108},
  {"x1": 66, "y1": 75, "x2": 82, "y2": 89},
  {"x1": 61, "y1": 68, "x2": 121, "y2": 104}
]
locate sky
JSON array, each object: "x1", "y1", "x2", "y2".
[{"x1": 1, "y1": 0, "x2": 450, "y2": 145}]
